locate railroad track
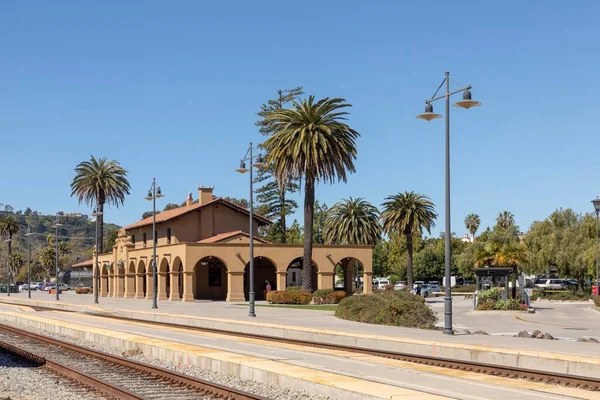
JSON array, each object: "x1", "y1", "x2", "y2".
[
  {"x1": 23, "y1": 305, "x2": 600, "y2": 391},
  {"x1": 0, "y1": 324, "x2": 266, "y2": 400}
]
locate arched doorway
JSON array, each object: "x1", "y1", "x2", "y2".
[
  {"x1": 193, "y1": 256, "x2": 227, "y2": 300},
  {"x1": 335, "y1": 257, "x2": 362, "y2": 296},
  {"x1": 286, "y1": 257, "x2": 318, "y2": 291},
  {"x1": 159, "y1": 258, "x2": 170, "y2": 299},
  {"x1": 244, "y1": 257, "x2": 277, "y2": 301},
  {"x1": 137, "y1": 260, "x2": 147, "y2": 298},
  {"x1": 171, "y1": 257, "x2": 183, "y2": 300},
  {"x1": 128, "y1": 261, "x2": 136, "y2": 297}
]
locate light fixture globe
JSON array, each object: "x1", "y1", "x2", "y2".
[
  {"x1": 454, "y1": 89, "x2": 482, "y2": 109},
  {"x1": 416, "y1": 103, "x2": 442, "y2": 121},
  {"x1": 252, "y1": 154, "x2": 266, "y2": 168},
  {"x1": 592, "y1": 197, "x2": 600, "y2": 212},
  {"x1": 236, "y1": 160, "x2": 249, "y2": 174}
]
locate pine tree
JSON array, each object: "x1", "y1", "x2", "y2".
[{"x1": 255, "y1": 87, "x2": 303, "y2": 243}]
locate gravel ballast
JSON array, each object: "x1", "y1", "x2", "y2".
[
  {"x1": 0, "y1": 320, "x2": 329, "y2": 400},
  {"x1": 0, "y1": 350, "x2": 105, "y2": 400}
]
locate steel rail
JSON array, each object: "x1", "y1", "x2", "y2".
[{"x1": 0, "y1": 324, "x2": 266, "y2": 400}]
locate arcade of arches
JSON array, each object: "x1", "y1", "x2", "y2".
[{"x1": 96, "y1": 240, "x2": 373, "y2": 302}]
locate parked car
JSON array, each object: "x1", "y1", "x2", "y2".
[
  {"x1": 535, "y1": 279, "x2": 567, "y2": 290},
  {"x1": 43, "y1": 283, "x2": 56, "y2": 291},
  {"x1": 413, "y1": 280, "x2": 425, "y2": 289},
  {"x1": 394, "y1": 281, "x2": 407, "y2": 290},
  {"x1": 57, "y1": 283, "x2": 70, "y2": 291},
  {"x1": 411, "y1": 284, "x2": 433, "y2": 298},
  {"x1": 427, "y1": 283, "x2": 441, "y2": 293},
  {"x1": 18, "y1": 283, "x2": 30, "y2": 291},
  {"x1": 373, "y1": 279, "x2": 390, "y2": 290}
]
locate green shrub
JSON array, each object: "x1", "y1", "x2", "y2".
[
  {"x1": 313, "y1": 289, "x2": 334, "y2": 298},
  {"x1": 594, "y1": 296, "x2": 600, "y2": 308},
  {"x1": 478, "y1": 288, "x2": 502, "y2": 303},
  {"x1": 477, "y1": 298, "x2": 525, "y2": 311},
  {"x1": 335, "y1": 291, "x2": 436, "y2": 329},
  {"x1": 535, "y1": 290, "x2": 591, "y2": 301},
  {"x1": 286, "y1": 286, "x2": 303, "y2": 292},
  {"x1": 75, "y1": 287, "x2": 92, "y2": 294},
  {"x1": 267, "y1": 291, "x2": 312, "y2": 304}
]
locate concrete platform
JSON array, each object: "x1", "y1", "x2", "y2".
[
  {"x1": 1, "y1": 293, "x2": 600, "y2": 382},
  {"x1": 0, "y1": 305, "x2": 596, "y2": 400}
]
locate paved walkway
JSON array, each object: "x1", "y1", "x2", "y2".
[{"x1": 5, "y1": 291, "x2": 600, "y2": 357}]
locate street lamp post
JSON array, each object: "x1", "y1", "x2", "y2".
[
  {"x1": 236, "y1": 142, "x2": 265, "y2": 318},
  {"x1": 145, "y1": 178, "x2": 164, "y2": 309},
  {"x1": 92, "y1": 207, "x2": 103, "y2": 304},
  {"x1": 417, "y1": 72, "x2": 481, "y2": 335},
  {"x1": 592, "y1": 198, "x2": 600, "y2": 296},
  {"x1": 52, "y1": 213, "x2": 63, "y2": 301},
  {"x1": 25, "y1": 227, "x2": 34, "y2": 299}
]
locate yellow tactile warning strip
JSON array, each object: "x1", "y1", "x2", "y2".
[
  {"x1": 42, "y1": 311, "x2": 600, "y2": 400},
  {"x1": 0, "y1": 311, "x2": 448, "y2": 400},
  {"x1": 2, "y1": 297, "x2": 599, "y2": 368}
]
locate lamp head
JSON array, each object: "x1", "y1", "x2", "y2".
[
  {"x1": 145, "y1": 190, "x2": 153, "y2": 201},
  {"x1": 454, "y1": 89, "x2": 482, "y2": 109},
  {"x1": 252, "y1": 154, "x2": 266, "y2": 168},
  {"x1": 155, "y1": 187, "x2": 164, "y2": 199},
  {"x1": 236, "y1": 160, "x2": 249, "y2": 174},
  {"x1": 416, "y1": 103, "x2": 442, "y2": 121},
  {"x1": 592, "y1": 197, "x2": 600, "y2": 213}
]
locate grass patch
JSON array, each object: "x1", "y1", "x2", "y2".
[{"x1": 235, "y1": 303, "x2": 337, "y2": 311}]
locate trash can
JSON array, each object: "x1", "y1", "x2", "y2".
[
  {"x1": 593, "y1": 285, "x2": 599, "y2": 296},
  {"x1": 473, "y1": 291, "x2": 478, "y2": 310}
]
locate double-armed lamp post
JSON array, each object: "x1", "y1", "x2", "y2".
[
  {"x1": 417, "y1": 72, "x2": 482, "y2": 335},
  {"x1": 592, "y1": 198, "x2": 600, "y2": 296},
  {"x1": 236, "y1": 142, "x2": 265, "y2": 317},
  {"x1": 145, "y1": 178, "x2": 164, "y2": 309},
  {"x1": 92, "y1": 207, "x2": 103, "y2": 304}
]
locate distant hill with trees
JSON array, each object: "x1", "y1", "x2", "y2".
[{"x1": 0, "y1": 203, "x2": 120, "y2": 281}]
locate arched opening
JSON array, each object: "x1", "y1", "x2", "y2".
[
  {"x1": 128, "y1": 261, "x2": 136, "y2": 296},
  {"x1": 159, "y1": 258, "x2": 170, "y2": 299},
  {"x1": 193, "y1": 256, "x2": 227, "y2": 300},
  {"x1": 101, "y1": 264, "x2": 109, "y2": 295},
  {"x1": 335, "y1": 257, "x2": 362, "y2": 296},
  {"x1": 108, "y1": 263, "x2": 114, "y2": 295},
  {"x1": 171, "y1": 257, "x2": 183, "y2": 300},
  {"x1": 137, "y1": 260, "x2": 147, "y2": 298},
  {"x1": 244, "y1": 257, "x2": 277, "y2": 301},
  {"x1": 286, "y1": 257, "x2": 318, "y2": 291},
  {"x1": 117, "y1": 262, "x2": 125, "y2": 296}
]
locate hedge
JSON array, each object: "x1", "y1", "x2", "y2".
[
  {"x1": 75, "y1": 287, "x2": 92, "y2": 294},
  {"x1": 594, "y1": 296, "x2": 600, "y2": 308},
  {"x1": 312, "y1": 289, "x2": 346, "y2": 305},
  {"x1": 266, "y1": 291, "x2": 312, "y2": 304},
  {"x1": 335, "y1": 291, "x2": 436, "y2": 329}
]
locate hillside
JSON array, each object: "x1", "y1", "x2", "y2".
[{"x1": 0, "y1": 205, "x2": 121, "y2": 280}]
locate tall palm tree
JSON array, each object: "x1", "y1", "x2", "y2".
[
  {"x1": 264, "y1": 96, "x2": 359, "y2": 291},
  {"x1": 70, "y1": 156, "x2": 130, "y2": 253},
  {"x1": 475, "y1": 242, "x2": 527, "y2": 299},
  {"x1": 381, "y1": 192, "x2": 437, "y2": 288},
  {"x1": 323, "y1": 198, "x2": 381, "y2": 245},
  {"x1": 496, "y1": 211, "x2": 515, "y2": 229},
  {"x1": 0, "y1": 215, "x2": 21, "y2": 285},
  {"x1": 464, "y1": 214, "x2": 480, "y2": 242}
]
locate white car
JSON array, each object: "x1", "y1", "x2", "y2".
[
  {"x1": 394, "y1": 281, "x2": 407, "y2": 290},
  {"x1": 373, "y1": 279, "x2": 390, "y2": 290},
  {"x1": 57, "y1": 283, "x2": 70, "y2": 291},
  {"x1": 427, "y1": 284, "x2": 441, "y2": 293},
  {"x1": 535, "y1": 279, "x2": 567, "y2": 290}
]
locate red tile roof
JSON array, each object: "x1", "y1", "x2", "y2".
[
  {"x1": 72, "y1": 259, "x2": 93, "y2": 268},
  {"x1": 124, "y1": 197, "x2": 270, "y2": 231},
  {"x1": 198, "y1": 230, "x2": 270, "y2": 244}
]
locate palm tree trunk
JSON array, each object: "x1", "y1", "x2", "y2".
[
  {"x1": 406, "y1": 231, "x2": 413, "y2": 289},
  {"x1": 280, "y1": 189, "x2": 287, "y2": 243},
  {"x1": 302, "y1": 175, "x2": 315, "y2": 292},
  {"x1": 98, "y1": 202, "x2": 105, "y2": 254}
]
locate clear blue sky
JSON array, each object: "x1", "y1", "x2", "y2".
[{"x1": 1, "y1": 1, "x2": 599, "y2": 236}]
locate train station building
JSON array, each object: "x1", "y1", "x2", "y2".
[{"x1": 82, "y1": 186, "x2": 373, "y2": 302}]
